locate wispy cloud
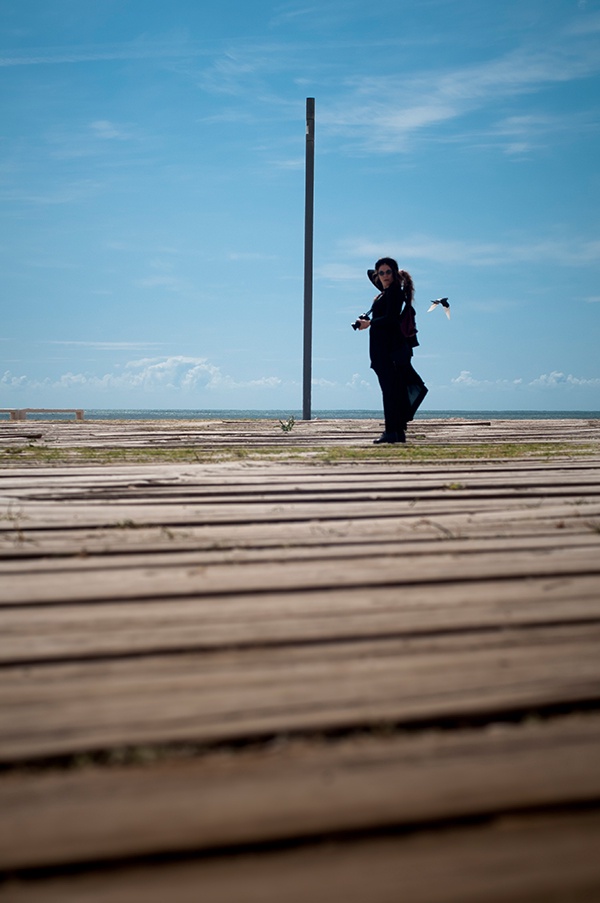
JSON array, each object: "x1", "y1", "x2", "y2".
[
  {"x1": 89, "y1": 120, "x2": 131, "y2": 140},
  {"x1": 268, "y1": 1, "x2": 366, "y2": 30},
  {"x1": 317, "y1": 263, "x2": 363, "y2": 282},
  {"x1": 47, "y1": 341, "x2": 165, "y2": 351},
  {"x1": 336, "y1": 234, "x2": 600, "y2": 269},
  {"x1": 133, "y1": 275, "x2": 191, "y2": 292},
  {"x1": 0, "y1": 36, "x2": 206, "y2": 68},
  {"x1": 43, "y1": 119, "x2": 145, "y2": 165},
  {"x1": 197, "y1": 50, "x2": 268, "y2": 96},
  {"x1": 0, "y1": 179, "x2": 104, "y2": 205},
  {"x1": 269, "y1": 4, "x2": 325, "y2": 27},
  {"x1": 268, "y1": 157, "x2": 304, "y2": 170},
  {"x1": 226, "y1": 251, "x2": 279, "y2": 261},
  {"x1": 474, "y1": 109, "x2": 600, "y2": 155},
  {"x1": 566, "y1": 10, "x2": 600, "y2": 35},
  {"x1": 323, "y1": 30, "x2": 600, "y2": 153}
]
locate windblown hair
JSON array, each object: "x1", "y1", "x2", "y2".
[{"x1": 374, "y1": 257, "x2": 414, "y2": 303}]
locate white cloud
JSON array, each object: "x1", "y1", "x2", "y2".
[
  {"x1": 451, "y1": 370, "x2": 523, "y2": 389},
  {"x1": 346, "y1": 372, "x2": 371, "y2": 389},
  {"x1": 1, "y1": 370, "x2": 29, "y2": 388},
  {"x1": 452, "y1": 371, "x2": 481, "y2": 387},
  {"x1": 529, "y1": 371, "x2": 600, "y2": 388},
  {"x1": 311, "y1": 377, "x2": 337, "y2": 388},
  {"x1": 450, "y1": 369, "x2": 600, "y2": 391},
  {"x1": 0, "y1": 357, "x2": 283, "y2": 395}
]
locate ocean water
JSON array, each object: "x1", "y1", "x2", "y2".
[{"x1": 18, "y1": 408, "x2": 599, "y2": 421}]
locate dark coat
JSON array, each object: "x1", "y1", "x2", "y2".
[{"x1": 368, "y1": 280, "x2": 419, "y2": 373}]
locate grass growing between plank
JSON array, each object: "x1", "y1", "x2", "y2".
[
  {"x1": 1, "y1": 441, "x2": 598, "y2": 466},
  {"x1": 317, "y1": 442, "x2": 600, "y2": 462}
]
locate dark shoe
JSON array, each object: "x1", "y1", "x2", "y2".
[{"x1": 373, "y1": 431, "x2": 399, "y2": 444}]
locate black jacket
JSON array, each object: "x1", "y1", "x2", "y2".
[{"x1": 369, "y1": 281, "x2": 419, "y2": 372}]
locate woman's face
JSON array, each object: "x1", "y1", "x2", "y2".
[{"x1": 376, "y1": 264, "x2": 395, "y2": 289}]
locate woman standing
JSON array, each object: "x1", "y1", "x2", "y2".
[{"x1": 356, "y1": 257, "x2": 428, "y2": 444}]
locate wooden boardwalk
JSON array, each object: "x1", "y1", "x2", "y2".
[{"x1": 1, "y1": 417, "x2": 600, "y2": 901}]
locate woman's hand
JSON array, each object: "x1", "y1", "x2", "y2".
[{"x1": 357, "y1": 318, "x2": 371, "y2": 330}]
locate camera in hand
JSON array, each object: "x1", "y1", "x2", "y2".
[{"x1": 351, "y1": 313, "x2": 370, "y2": 331}]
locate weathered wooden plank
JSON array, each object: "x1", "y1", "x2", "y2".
[
  {"x1": 1, "y1": 530, "x2": 598, "y2": 573},
  {"x1": 1, "y1": 625, "x2": 599, "y2": 762},
  {"x1": 1, "y1": 498, "x2": 598, "y2": 560},
  {"x1": 3, "y1": 811, "x2": 600, "y2": 903},
  {"x1": 2, "y1": 468, "x2": 600, "y2": 530},
  {"x1": 2, "y1": 466, "x2": 598, "y2": 488},
  {"x1": 1, "y1": 508, "x2": 598, "y2": 562},
  {"x1": 2, "y1": 460, "x2": 599, "y2": 495},
  {"x1": 3, "y1": 468, "x2": 600, "y2": 495},
  {"x1": 2, "y1": 464, "x2": 600, "y2": 496},
  {"x1": 1, "y1": 542, "x2": 598, "y2": 605},
  {"x1": 2, "y1": 576, "x2": 599, "y2": 664},
  {"x1": 4, "y1": 463, "x2": 598, "y2": 492},
  {"x1": 1, "y1": 713, "x2": 598, "y2": 872},
  {"x1": 1, "y1": 505, "x2": 597, "y2": 542},
  {"x1": 3, "y1": 491, "x2": 599, "y2": 527},
  {"x1": 4, "y1": 496, "x2": 598, "y2": 528},
  {"x1": 0, "y1": 460, "x2": 578, "y2": 502},
  {"x1": 2, "y1": 507, "x2": 597, "y2": 545}
]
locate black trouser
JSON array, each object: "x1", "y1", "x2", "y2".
[{"x1": 374, "y1": 359, "x2": 428, "y2": 434}]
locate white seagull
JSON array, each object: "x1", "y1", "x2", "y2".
[{"x1": 427, "y1": 297, "x2": 450, "y2": 319}]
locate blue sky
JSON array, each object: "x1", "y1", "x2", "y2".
[{"x1": 1, "y1": 0, "x2": 599, "y2": 412}]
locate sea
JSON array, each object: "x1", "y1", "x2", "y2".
[{"x1": 26, "y1": 409, "x2": 600, "y2": 421}]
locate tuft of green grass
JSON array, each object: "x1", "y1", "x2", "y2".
[{"x1": 278, "y1": 415, "x2": 296, "y2": 433}]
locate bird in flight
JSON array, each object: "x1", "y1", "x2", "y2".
[{"x1": 427, "y1": 297, "x2": 450, "y2": 319}]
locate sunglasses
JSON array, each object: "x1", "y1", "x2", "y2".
[{"x1": 377, "y1": 268, "x2": 393, "y2": 276}]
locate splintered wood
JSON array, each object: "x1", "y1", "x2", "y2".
[{"x1": 1, "y1": 417, "x2": 599, "y2": 902}]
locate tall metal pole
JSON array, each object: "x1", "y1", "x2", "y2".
[{"x1": 302, "y1": 97, "x2": 315, "y2": 421}]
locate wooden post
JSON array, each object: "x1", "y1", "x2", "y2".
[{"x1": 302, "y1": 98, "x2": 315, "y2": 421}]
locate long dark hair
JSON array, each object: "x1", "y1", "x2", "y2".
[{"x1": 374, "y1": 257, "x2": 414, "y2": 304}]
